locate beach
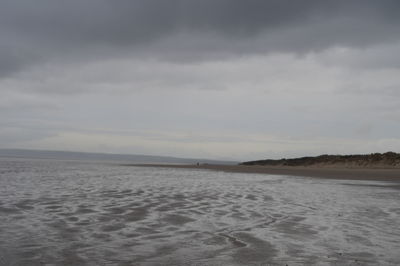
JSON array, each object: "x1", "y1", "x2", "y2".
[
  {"x1": 130, "y1": 164, "x2": 400, "y2": 182},
  {"x1": 1, "y1": 158, "x2": 400, "y2": 265}
]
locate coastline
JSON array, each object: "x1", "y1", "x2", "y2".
[{"x1": 127, "y1": 164, "x2": 400, "y2": 182}]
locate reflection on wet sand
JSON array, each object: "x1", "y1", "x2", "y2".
[{"x1": 1, "y1": 158, "x2": 400, "y2": 265}]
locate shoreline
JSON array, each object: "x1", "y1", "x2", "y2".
[{"x1": 127, "y1": 164, "x2": 400, "y2": 182}]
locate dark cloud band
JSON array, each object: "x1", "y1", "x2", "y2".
[{"x1": 0, "y1": 0, "x2": 400, "y2": 77}]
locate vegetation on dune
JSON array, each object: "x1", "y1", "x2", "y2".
[{"x1": 241, "y1": 152, "x2": 400, "y2": 168}]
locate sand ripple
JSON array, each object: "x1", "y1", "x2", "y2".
[{"x1": 1, "y1": 158, "x2": 400, "y2": 265}]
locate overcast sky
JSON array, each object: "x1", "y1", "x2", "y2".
[{"x1": 1, "y1": 0, "x2": 400, "y2": 160}]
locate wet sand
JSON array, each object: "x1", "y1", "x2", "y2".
[
  {"x1": 2, "y1": 158, "x2": 400, "y2": 265},
  {"x1": 130, "y1": 164, "x2": 400, "y2": 181}
]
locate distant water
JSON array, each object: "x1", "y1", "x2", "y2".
[{"x1": 1, "y1": 158, "x2": 400, "y2": 266}]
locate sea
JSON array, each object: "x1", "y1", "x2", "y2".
[{"x1": 0, "y1": 157, "x2": 399, "y2": 265}]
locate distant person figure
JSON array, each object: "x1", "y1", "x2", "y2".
[{"x1": 197, "y1": 162, "x2": 200, "y2": 166}]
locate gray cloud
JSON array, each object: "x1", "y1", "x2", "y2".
[
  {"x1": 1, "y1": 1, "x2": 400, "y2": 159},
  {"x1": 1, "y1": 0, "x2": 400, "y2": 77}
]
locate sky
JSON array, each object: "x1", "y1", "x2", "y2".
[{"x1": 1, "y1": 0, "x2": 400, "y2": 160}]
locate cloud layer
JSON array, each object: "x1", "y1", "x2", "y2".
[{"x1": 1, "y1": 1, "x2": 400, "y2": 159}]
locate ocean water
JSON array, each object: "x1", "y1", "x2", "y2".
[{"x1": 0, "y1": 158, "x2": 399, "y2": 266}]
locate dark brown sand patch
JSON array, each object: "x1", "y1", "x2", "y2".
[
  {"x1": 162, "y1": 214, "x2": 195, "y2": 226},
  {"x1": 106, "y1": 207, "x2": 126, "y2": 215},
  {"x1": 66, "y1": 216, "x2": 79, "y2": 222},
  {"x1": 123, "y1": 207, "x2": 148, "y2": 222},
  {"x1": 245, "y1": 194, "x2": 257, "y2": 201},
  {"x1": 231, "y1": 232, "x2": 277, "y2": 263},
  {"x1": 218, "y1": 233, "x2": 247, "y2": 248},
  {"x1": 101, "y1": 223, "x2": 126, "y2": 232},
  {"x1": 45, "y1": 205, "x2": 63, "y2": 210},
  {"x1": 0, "y1": 206, "x2": 20, "y2": 214},
  {"x1": 75, "y1": 207, "x2": 96, "y2": 214},
  {"x1": 263, "y1": 195, "x2": 274, "y2": 201},
  {"x1": 15, "y1": 199, "x2": 36, "y2": 210},
  {"x1": 273, "y1": 216, "x2": 318, "y2": 238}
]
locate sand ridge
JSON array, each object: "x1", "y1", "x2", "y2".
[{"x1": 129, "y1": 164, "x2": 400, "y2": 181}]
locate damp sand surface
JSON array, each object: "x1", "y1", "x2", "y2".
[
  {"x1": 1, "y1": 158, "x2": 400, "y2": 265},
  {"x1": 131, "y1": 164, "x2": 400, "y2": 181}
]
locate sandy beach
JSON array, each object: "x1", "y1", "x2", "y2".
[
  {"x1": 2, "y1": 158, "x2": 400, "y2": 265},
  {"x1": 130, "y1": 164, "x2": 400, "y2": 181}
]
